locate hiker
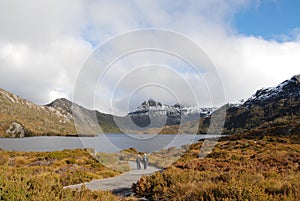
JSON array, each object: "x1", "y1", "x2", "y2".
[
  {"x1": 136, "y1": 155, "x2": 142, "y2": 170},
  {"x1": 143, "y1": 153, "x2": 148, "y2": 170}
]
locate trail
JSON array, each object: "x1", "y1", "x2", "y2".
[{"x1": 64, "y1": 161, "x2": 160, "y2": 197}]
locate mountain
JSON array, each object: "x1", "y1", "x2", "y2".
[
  {"x1": 128, "y1": 98, "x2": 215, "y2": 128},
  {"x1": 0, "y1": 88, "x2": 76, "y2": 137},
  {"x1": 46, "y1": 98, "x2": 121, "y2": 134},
  {"x1": 0, "y1": 89, "x2": 121, "y2": 137},
  {"x1": 199, "y1": 74, "x2": 300, "y2": 134},
  {"x1": 1, "y1": 74, "x2": 299, "y2": 137}
]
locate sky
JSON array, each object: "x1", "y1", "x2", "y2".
[
  {"x1": 0, "y1": 0, "x2": 300, "y2": 115},
  {"x1": 234, "y1": 0, "x2": 300, "y2": 41}
]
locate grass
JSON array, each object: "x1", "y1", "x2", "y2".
[
  {"x1": 93, "y1": 152, "x2": 131, "y2": 173},
  {"x1": 0, "y1": 88, "x2": 76, "y2": 137},
  {"x1": 0, "y1": 148, "x2": 123, "y2": 200},
  {"x1": 0, "y1": 132, "x2": 299, "y2": 200},
  {"x1": 0, "y1": 88, "x2": 122, "y2": 137},
  {"x1": 147, "y1": 147, "x2": 186, "y2": 169},
  {"x1": 133, "y1": 134, "x2": 300, "y2": 200}
]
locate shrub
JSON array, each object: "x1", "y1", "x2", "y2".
[{"x1": 134, "y1": 136, "x2": 300, "y2": 200}]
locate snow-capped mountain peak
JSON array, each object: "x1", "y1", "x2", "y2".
[
  {"x1": 128, "y1": 99, "x2": 216, "y2": 127},
  {"x1": 243, "y1": 74, "x2": 300, "y2": 107},
  {"x1": 228, "y1": 99, "x2": 245, "y2": 107}
]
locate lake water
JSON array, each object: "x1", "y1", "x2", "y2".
[{"x1": 0, "y1": 134, "x2": 221, "y2": 153}]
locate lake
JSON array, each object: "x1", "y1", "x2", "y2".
[{"x1": 0, "y1": 134, "x2": 221, "y2": 153}]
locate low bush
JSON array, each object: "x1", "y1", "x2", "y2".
[
  {"x1": 0, "y1": 149, "x2": 122, "y2": 200},
  {"x1": 133, "y1": 136, "x2": 300, "y2": 200}
]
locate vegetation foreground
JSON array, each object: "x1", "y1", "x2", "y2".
[
  {"x1": 134, "y1": 134, "x2": 300, "y2": 201},
  {"x1": 0, "y1": 149, "x2": 123, "y2": 200},
  {"x1": 0, "y1": 133, "x2": 299, "y2": 200}
]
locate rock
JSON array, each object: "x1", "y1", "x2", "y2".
[
  {"x1": 292, "y1": 74, "x2": 300, "y2": 85},
  {"x1": 6, "y1": 122, "x2": 25, "y2": 138},
  {"x1": 216, "y1": 74, "x2": 300, "y2": 134},
  {"x1": 244, "y1": 74, "x2": 300, "y2": 107},
  {"x1": 128, "y1": 99, "x2": 215, "y2": 128}
]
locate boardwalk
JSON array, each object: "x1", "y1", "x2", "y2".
[{"x1": 64, "y1": 161, "x2": 160, "y2": 196}]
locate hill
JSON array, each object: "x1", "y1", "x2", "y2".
[
  {"x1": 1, "y1": 74, "x2": 299, "y2": 136},
  {"x1": 0, "y1": 88, "x2": 76, "y2": 137},
  {"x1": 219, "y1": 74, "x2": 300, "y2": 134},
  {"x1": 128, "y1": 98, "x2": 215, "y2": 128},
  {"x1": 47, "y1": 98, "x2": 122, "y2": 134},
  {"x1": 146, "y1": 74, "x2": 300, "y2": 135},
  {"x1": 0, "y1": 89, "x2": 122, "y2": 137},
  {"x1": 189, "y1": 74, "x2": 300, "y2": 134}
]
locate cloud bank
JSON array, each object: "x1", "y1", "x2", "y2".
[{"x1": 0, "y1": 0, "x2": 299, "y2": 115}]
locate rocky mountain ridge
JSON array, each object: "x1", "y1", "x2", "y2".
[
  {"x1": 128, "y1": 98, "x2": 215, "y2": 128},
  {"x1": 0, "y1": 88, "x2": 75, "y2": 137},
  {"x1": 1, "y1": 74, "x2": 299, "y2": 137},
  {"x1": 47, "y1": 98, "x2": 121, "y2": 134},
  {"x1": 244, "y1": 74, "x2": 300, "y2": 107},
  {"x1": 207, "y1": 74, "x2": 300, "y2": 134}
]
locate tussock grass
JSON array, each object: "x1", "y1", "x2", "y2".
[
  {"x1": 0, "y1": 148, "x2": 122, "y2": 200},
  {"x1": 0, "y1": 88, "x2": 76, "y2": 136},
  {"x1": 133, "y1": 135, "x2": 300, "y2": 200}
]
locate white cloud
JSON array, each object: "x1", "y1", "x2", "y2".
[
  {"x1": 0, "y1": 0, "x2": 299, "y2": 115},
  {"x1": 202, "y1": 34, "x2": 300, "y2": 102},
  {"x1": 0, "y1": 36, "x2": 92, "y2": 103}
]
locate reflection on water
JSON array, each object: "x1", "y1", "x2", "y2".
[{"x1": 0, "y1": 134, "x2": 221, "y2": 153}]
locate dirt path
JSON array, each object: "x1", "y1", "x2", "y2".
[{"x1": 64, "y1": 161, "x2": 160, "y2": 196}]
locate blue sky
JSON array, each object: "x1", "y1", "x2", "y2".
[{"x1": 234, "y1": 0, "x2": 300, "y2": 41}]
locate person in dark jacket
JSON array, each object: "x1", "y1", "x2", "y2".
[
  {"x1": 143, "y1": 153, "x2": 148, "y2": 170},
  {"x1": 136, "y1": 155, "x2": 141, "y2": 170}
]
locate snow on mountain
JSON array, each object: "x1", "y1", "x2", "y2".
[
  {"x1": 216, "y1": 74, "x2": 300, "y2": 134},
  {"x1": 243, "y1": 74, "x2": 300, "y2": 107},
  {"x1": 228, "y1": 99, "x2": 245, "y2": 107},
  {"x1": 128, "y1": 99, "x2": 216, "y2": 127},
  {"x1": 129, "y1": 98, "x2": 215, "y2": 117},
  {"x1": 180, "y1": 106, "x2": 215, "y2": 116}
]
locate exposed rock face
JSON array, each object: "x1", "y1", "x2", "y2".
[
  {"x1": 47, "y1": 98, "x2": 122, "y2": 134},
  {"x1": 0, "y1": 88, "x2": 76, "y2": 137},
  {"x1": 6, "y1": 122, "x2": 25, "y2": 138},
  {"x1": 243, "y1": 74, "x2": 300, "y2": 107},
  {"x1": 294, "y1": 74, "x2": 300, "y2": 84},
  {"x1": 46, "y1": 98, "x2": 73, "y2": 114},
  {"x1": 128, "y1": 99, "x2": 215, "y2": 128},
  {"x1": 211, "y1": 74, "x2": 300, "y2": 134}
]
